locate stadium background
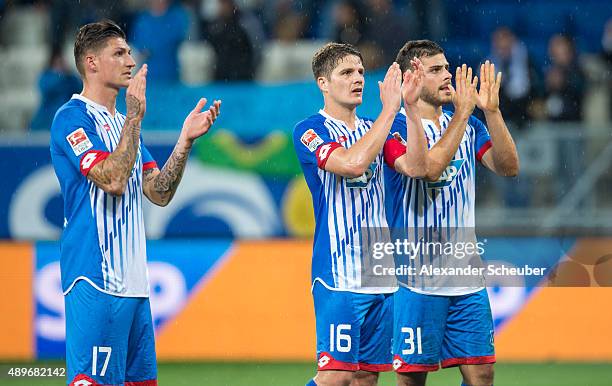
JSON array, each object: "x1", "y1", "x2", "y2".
[{"x1": 0, "y1": 0, "x2": 611, "y2": 385}]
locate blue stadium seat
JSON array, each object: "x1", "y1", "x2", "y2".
[
  {"x1": 469, "y1": 2, "x2": 523, "y2": 37},
  {"x1": 442, "y1": 38, "x2": 488, "y2": 69}
]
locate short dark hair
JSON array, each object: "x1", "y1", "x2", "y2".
[
  {"x1": 74, "y1": 20, "x2": 126, "y2": 77},
  {"x1": 312, "y1": 42, "x2": 363, "y2": 79},
  {"x1": 395, "y1": 40, "x2": 444, "y2": 73}
]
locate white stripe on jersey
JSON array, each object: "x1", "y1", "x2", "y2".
[
  {"x1": 398, "y1": 108, "x2": 482, "y2": 296},
  {"x1": 74, "y1": 95, "x2": 149, "y2": 296},
  {"x1": 317, "y1": 110, "x2": 390, "y2": 291},
  {"x1": 399, "y1": 108, "x2": 477, "y2": 230}
]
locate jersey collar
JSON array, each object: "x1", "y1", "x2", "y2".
[
  {"x1": 318, "y1": 109, "x2": 360, "y2": 130},
  {"x1": 400, "y1": 106, "x2": 448, "y2": 134},
  {"x1": 71, "y1": 94, "x2": 117, "y2": 116}
]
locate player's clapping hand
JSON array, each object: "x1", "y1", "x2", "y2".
[
  {"x1": 401, "y1": 57, "x2": 424, "y2": 106},
  {"x1": 450, "y1": 64, "x2": 478, "y2": 117},
  {"x1": 126, "y1": 64, "x2": 147, "y2": 120},
  {"x1": 379, "y1": 62, "x2": 402, "y2": 113},
  {"x1": 476, "y1": 60, "x2": 502, "y2": 113},
  {"x1": 180, "y1": 98, "x2": 221, "y2": 144}
]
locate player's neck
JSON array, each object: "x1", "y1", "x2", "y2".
[
  {"x1": 417, "y1": 100, "x2": 443, "y2": 127},
  {"x1": 323, "y1": 103, "x2": 357, "y2": 130},
  {"x1": 81, "y1": 82, "x2": 119, "y2": 116}
]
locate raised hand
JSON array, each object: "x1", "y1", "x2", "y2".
[
  {"x1": 379, "y1": 62, "x2": 402, "y2": 113},
  {"x1": 401, "y1": 57, "x2": 425, "y2": 106},
  {"x1": 126, "y1": 64, "x2": 147, "y2": 121},
  {"x1": 180, "y1": 98, "x2": 221, "y2": 144},
  {"x1": 476, "y1": 60, "x2": 502, "y2": 113},
  {"x1": 450, "y1": 64, "x2": 478, "y2": 117}
]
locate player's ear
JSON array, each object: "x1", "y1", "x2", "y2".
[
  {"x1": 85, "y1": 54, "x2": 98, "y2": 74},
  {"x1": 317, "y1": 76, "x2": 328, "y2": 93}
]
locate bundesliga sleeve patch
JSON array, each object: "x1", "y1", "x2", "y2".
[
  {"x1": 66, "y1": 128, "x2": 94, "y2": 156},
  {"x1": 300, "y1": 129, "x2": 324, "y2": 152}
]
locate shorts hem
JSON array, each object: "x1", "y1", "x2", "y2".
[
  {"x1": 318, "y1": 352, "x2": 359, "y2": 371},
  {"x1": 359, "y1": 363, "x2": 393, "y2": 372},
  {"x1": 125, "y1": 380, "x2": 158, "y2": 386},
  {"x1": 441, "y1": 355, "x2": 496, "y2": 368},
  {"x1": 393, "y1": 356, "x2": 439, "y2": 373},
  {"x1": 395, "y1": 363, "x2": 439, "y2": 373}
]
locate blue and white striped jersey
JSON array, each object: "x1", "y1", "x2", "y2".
[
  {"x1": 50, "y1": 94, "x2": 157, "y2": 297},
  {"x1": 294, "y1": 109, "x2": 396, "y2": 294},
  {"x1": 384, "y1": 108, "x2": 492, "y2": 296}
]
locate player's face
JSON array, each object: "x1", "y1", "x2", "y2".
[
  {"x1": 322, "y1": 55, "x2": 365, "y2": 108},
  {"x1": 95, "y1": 37, "x2": 136, "y2": 89},
  {"x1": 419, "y1": 53, "x2": 452, "y2": 106}
]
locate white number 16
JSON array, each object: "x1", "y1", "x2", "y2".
[{"x1": 330, "y1": 324, "x2": 352, "y2": 353}]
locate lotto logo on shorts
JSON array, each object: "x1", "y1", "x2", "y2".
[
  {"x1": 393, "y1": 358, "x2": 402, "y2": 370},
  {"x1": 70, "y1": 374, "x2": 96, "y2": 386},
  {"x1": 301, "y1": 129, "x2": 324, "y2": 152},
  {"x1": 67, "y1": 128, "x2": 93, "y2": 156},
  {"x1": 318, "y1": 354, "x2": 331, "y2": 368}
]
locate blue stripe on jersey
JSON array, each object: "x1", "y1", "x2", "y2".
[
  {"x1": 330, "y1": 175, "x2": 344, "y2": 286},
  {"x1": 323, "y1": 168, "x2": 338, "y2": 287},
  {"x1": 339, "y1": 177, "x2": 351, "y2": 286},
  {"x1": 78, "y1": 97, "x2": 148, "y2": 295},
  {"x1": 294, "y1": 111, "x2": 390, "y2": 291},
  {"x1": 385, "y1": 109, "x2": 485, "y2": 290}
]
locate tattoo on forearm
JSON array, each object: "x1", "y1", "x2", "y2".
[
  {"x1": 126, "y1": 95, "x2": 142, "y2": 120},
  {"x1": 88, "y1": 115, "x2": 141, "y2": 192},
  {"x1": 151, "y1": 146, "x2": 190, "y2": 204}
]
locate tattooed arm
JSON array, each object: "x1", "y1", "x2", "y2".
[
  {"x1": 87, "y1": 65, "x2": 148, "y2": 196},
  {"x1": 142, "y1": 140, "x2": 190, "y2": 206},
  {"x1": 143, "y1": 98, "x2": 221, "y2": 207}
]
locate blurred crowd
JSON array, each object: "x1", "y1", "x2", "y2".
[
  {"x1": 0, "y1": 0, "x2": 610, "y2": 212},
  {"x1": 0, "y1": 0, "x2": 610, "y2": 131}
]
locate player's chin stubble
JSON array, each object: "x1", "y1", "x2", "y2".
[{"x1": 421, "y1": 88, "x2": 446, "y2": 107}]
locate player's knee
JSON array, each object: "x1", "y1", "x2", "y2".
[
  {"x1": 350, "y1": 370, "x2": 379, "y2": 386},
  {"x1": 462, "y1": 364, "x2": 494, "y2": 386},
  {"x1": 315, "y1": 370, "x2": 354, "y2": 386},
  {"x1": 396, "y1": 372, "x2": 427, "y2": 386}
]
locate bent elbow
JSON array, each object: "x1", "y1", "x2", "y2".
[
  {"x1": 154, "y1": 198, "x2": 170, "y2": 207},
  {"x1": 106, "y1": 180, "x2": 126, "y2": 197},
  {"x1": 424, "y1": 168, "x2": 443, "y2": 182},
  {"x1": 505, "y1": 164, "x2": 520, "y2": 177},
  {"x1": 345, "y1": 164, "x2": 367, "y2": 178},
  {"x1": 405, "y1": 162, "x2": 429, "y2": 179},
  {"x1": 501, "y1": 158, "x2": 520, "y2": 177}
]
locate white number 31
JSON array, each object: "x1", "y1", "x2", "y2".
[{"x1": 401, "y1": 327, "x2": 422, "y2": 355}]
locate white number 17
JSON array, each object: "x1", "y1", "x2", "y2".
[{"x1": 92, "y1": 346, "x2": 112, "y2": 376}]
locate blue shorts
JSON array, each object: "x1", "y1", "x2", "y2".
[
  {"x1": 313, "y1": 281, "x2": 394, "y2": 372},
  {"x1": 65, "y1": 280, "x2": 157, "y2": 385},
  {"x1": 393, "y1": 287, "x2": 495, "y2": 373}
]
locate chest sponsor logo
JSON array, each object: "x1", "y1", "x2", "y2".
[
  {"x1": 66, "y1": 128, "x2": 93, "y2": 156},
  {"x1": 427, "y1": 159, "x2": 465, "y2": 189},
  {"x1": 345, "y1": 162, "x2": 377, "y2": 189}
]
